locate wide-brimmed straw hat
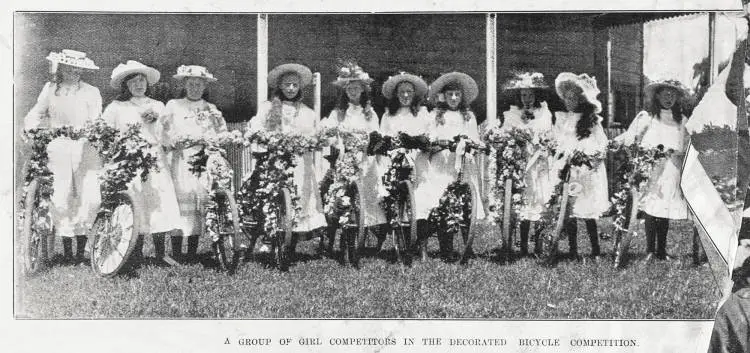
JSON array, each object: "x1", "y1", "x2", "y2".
[
  {"x1": 267, "y1": 63, "x2": 313, "y2": 88},
  {"x1": 109, "y1": 60, "x2": 161, "y2": 89},
  {"x1": 503, "y1": 71, "x2": 549, "y2": 90},
  {"x1": 173, "y1": 65, "x2": 217, "y2": 82},
  {"x1": 382, "y1": 72, "x2": 428, "y2": 99},
  {"x1": 46, "y1": 49, "x2": 99, "y2": 70},
  {"x1": 429, "y1": 72, "x2": 479, "y2": 104},
  {"x1": 332, "y1": 61, "x2": 373, "y2": 89},
  {"x1": 555, "y1": 72, "x2": 602, "y2": 113},
  {"x1": 644, "y1": 79, "x2": 688, "y2": 102}
]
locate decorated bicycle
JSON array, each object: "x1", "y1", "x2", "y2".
[
  {"x1": 163, "y1": 64, "x2": 233, "y2": 266},
  {"x1": 543, "y1": 72, "x2": 610, "y2": 264},
  {"x1": 19, "y1": 119, "x2": 161, "y2": 277},
  {"x1": 483, "y1": 126, "x2": 535, "y2": 263},
  {"x1": 606, "y1": 141, "x2": 674, "y2": 268},
  {"x1": 376, "y1": 72, "x2": 432, "y2": 267},
  {"x1": 423, "y1": 135, "x2": 488, "y2": 264},
  {"x1": 486, "y1": 71, "x2": 555, "y2": 262},
  {"x1": 415, "y1": 71, "x2": 487, "y2": 264},
  {"x1": 171, "y1": 131, "x2": 245, "y2": 272},
  {"x1": 237, "y1": 63, "x2": 330, "y2": 272},
  {"x1": 319, "y1": 60, "x2": 387, "y2": 269},
  {"x1": 18, "y1": 49, "x2": 104, "y2": 274},
  {"x1": 318, "y1": 127, "x2": 372, "y2": 268},
  {"x1": 373, "y1": 131, "x2": 432, "y2": 267}
]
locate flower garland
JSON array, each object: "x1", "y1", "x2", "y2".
[
  {"x1": 378, "y1": 132, "x2": 430, "y2": 228},
  {"x1": 426, "y1": 136, "x2": 484, "y2": 235},
  {"x1": 18, "y1": 120, "x2": 158, "y2": 236},
  {"x1": 97, "y1": 124, "x2": 160, "y2": 209},
  {"x1": 173, "y1": 131, "x2": 245, "y2": 242},
  {"x1": 192, "y1": 105, "x2": 224, "y2": 132},
  {"x1": 141, "y1": 108, "x2": 159, "y2": 124},
  {"x1": 607, "y1": 141, "x2": 674, "y2": 232},
  {"x1": 427, "y1": 176, "x2": 472, "y2": 236},
  {"x1": 483, "y1": 127, "x2": 533, "y2": 227},
  {"x1": 539, "y1": 148, "x2": 606, "y2": 243},
  {"x1": 238, "y1": 130, "x2": 328, "y2": 240},
  {"x1": 319, "y1": 127, "x2": 370, "y2": 226}
]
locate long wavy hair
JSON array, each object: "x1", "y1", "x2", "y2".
[
  {"x1": 647, "y1": 86, "x2": 684, "y2": 123},
  {"x1": 53, "y1": 64, "x2": 82, "y2": 96},
  {"x1": 572, "y1": 100, "x2": 598, "y2": 140},
  {"x1": 386, "y1": 82, "x2": 422, "y2": 116},
  {"x1": 335, "y1": 82, "x2": 374, "y2": 122},
  {"x1": 264, "y1": 85, "x2": 304, "y2": 131},
  {"x1": 115, "y1": 73, "x2": 152, "y2": 101},
  {"x1": 434, "y1": 82, "x2": 472, "y2": 125}
]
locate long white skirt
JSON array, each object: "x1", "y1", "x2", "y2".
[
  {"x1": 47, "y1": 138, "x2": 102, "y2": 238},
  {"x1": 639, "y1": 155, "x2": 689, "y2": 219},
  {"x1": 127, "y1": 148, "x2": 181, "y2": 234}
]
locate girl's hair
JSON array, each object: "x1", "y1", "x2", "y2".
[
  {"x1": 386, "y1": 82, "x2": 422, "y2": 116},
  {"x1": 647, "y1": 86, "x2": 684, "y2": 123},
  {"x1": 265, "y1": 74, "x2": 305, "y2": 130},
  {"x1": 53, "y1": 64, "x2": 80, "y2": 96},
  {"x1": 511, "y1": 89, "x2": 543, "y2": 109},
  {"x1": 265, "y1": 96, "x2": 301, "y2": 131},
  {"x1": 434, "y1": 81, "x2": 472, "y2": 125},
  {"x1": 115, "y1": 73, "x2": 152, "y2": 101},
  {"x1": 335, "y1": 82, "x2": 374, "y2": 121},
  {"x1": 573, "y1": 100, "x2": 598, "y2": 140}
]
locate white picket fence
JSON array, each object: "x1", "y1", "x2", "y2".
[{"x1": 226, "y1": 122, "x2": 253, "y2": 190}]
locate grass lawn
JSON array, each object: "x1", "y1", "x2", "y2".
[{"x1": 15, "y1": 217, "x2": 719, "y2": 319}]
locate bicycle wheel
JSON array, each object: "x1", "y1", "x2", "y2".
[
  {"x1": 548, "y1": 181, "x2": 572, "y2": 261},
  {"x1": 21, "y1": 178, "x2": 53, "y2": 275},
  {"x1": 89, "y1": 192, "x2": 139, "y2": 278},
  {"x1": 393, "y1": 180, "x2": 416, "y2": 266},
  {"x1": 500, "y1": 178, "x2": 513, "y2": 263},
  {"x1": 343, "y1": 181, "x2": 366, "y2": 268},
  {"x1": 274, "y1": 188, "x2": 294, "y2": 271},
  {"x1": 459, "y1": 182, "x2": 479, "y2": 265},
  {"x1": 212, "y1": 188, "x2": 244, "y2": 273},
  {"x1": 614, "y1": 187, "x2": 640, "y2": 269}
]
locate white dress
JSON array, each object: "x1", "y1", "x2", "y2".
[
  {"x1": 552, "y1": 111, "x2": 610, "y2": 219},
  {"x1": 415, "y1": 110, "x2": 486, "y2": 221},
  {"x1": 500, "y1": 103, "x2": 554, "y2": 221},
  {"x1": 24, "y1": 81, "x2": 103, "y2": 238},
  {"x1": 162, "y1": 98, "x2": 228, "y2": 236},
  {"x1": 615, "y1": 110, "x2": 689, "y2": 219},
  {"x1": 380, "y1": 106, "x2": 432, "y2": 220},
  {"x1": 320, "y1": 104, "x2": 387, "y2": 227},
  {"x1": 248, "y1": 100, "x2": 328, "y2": 232},
  {"x1": 101, "y1": 98, "x2": 181, "y2": 234}
]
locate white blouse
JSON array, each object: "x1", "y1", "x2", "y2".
[
  {"x1": 24, "y1": 81, "x2": 102, "y2": 129},
  {"x1": 380, "y1": 106, "x2": 431, "y2": 136}
]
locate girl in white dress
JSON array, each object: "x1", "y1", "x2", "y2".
[
  {"x1": 102, "y1": 61, "x2": 181, "y2": 264},
  {"x1": 417, "y1": 72, "x2": 486, "y2": 259},
  {"x1": 553, "y1": 72, "x2": 609, "y2": 261},
  {"x1": 24, "y1": 49, "x2": 102, "y2": 263},
  {"x1": 319, "y1": 62, "x2": 387, "y2": 253},
  {"x1": 499, "y1": 72, "x2": 554, "y2": 256},
  {"x1": 247, "y1": 63, "x2": 327, "y2": 245},
  {"x1": 615, "y1": 79, "x2": 690, "y2": 261},
  {"x1": 163, "y1": 65, "x2": 228, "y2": 262},
  {"x1": 379, "y1": 72, "x2": 431, "y2": 252}
]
